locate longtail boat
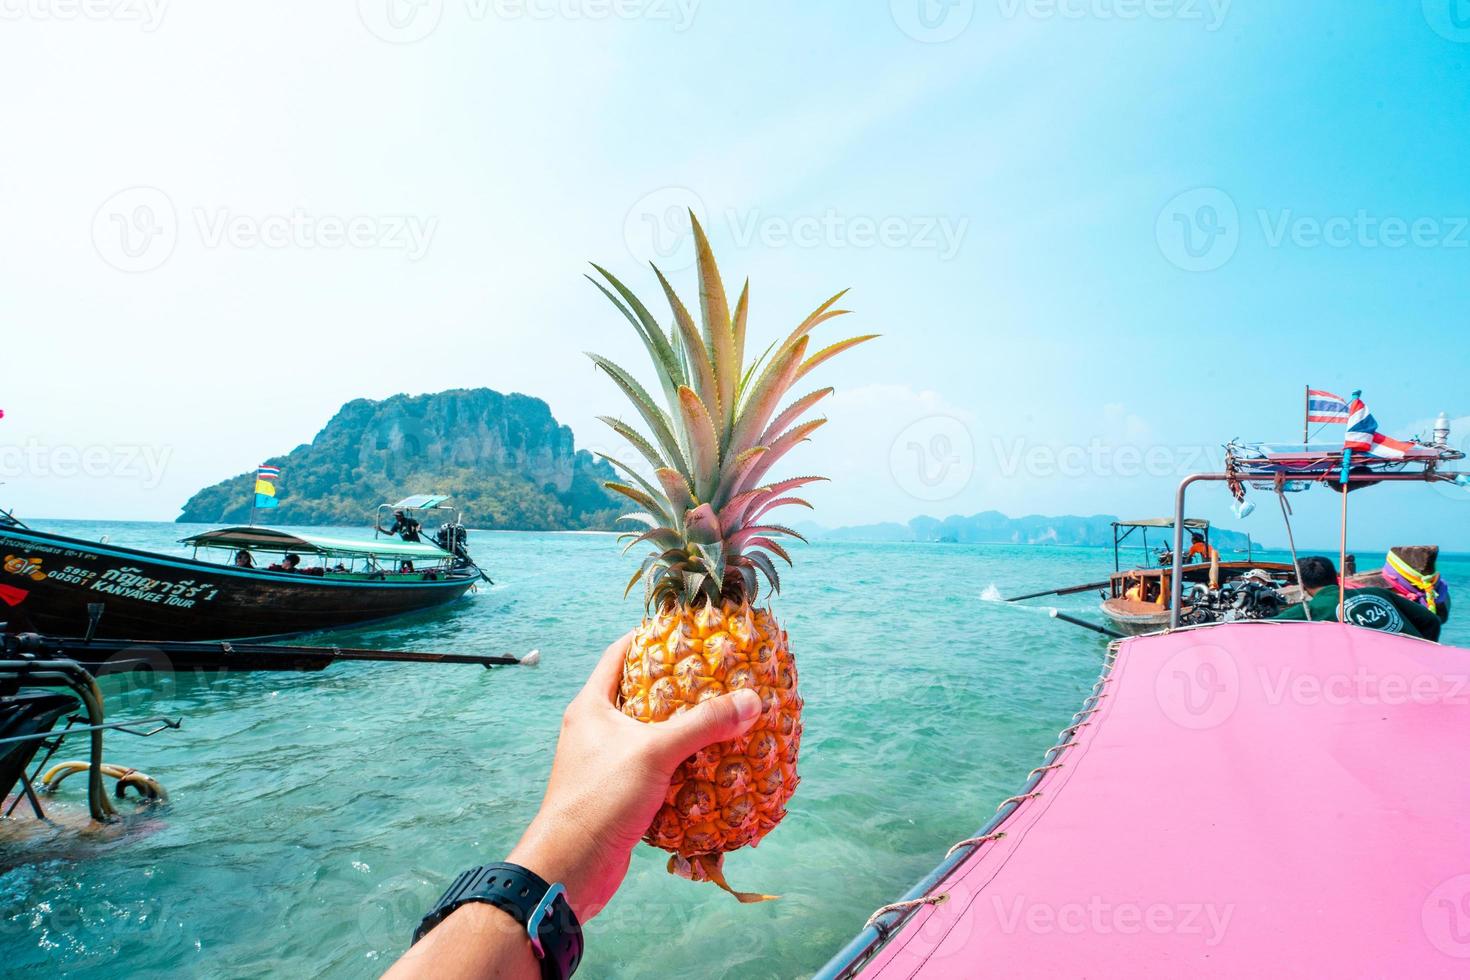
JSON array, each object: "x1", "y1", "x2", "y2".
[
  {"x1": 822, "y1": 421, "x2": 1468, "y2": 976},
  {"x1": 0, "y1": 496, "x2": 485, "y2": 642},
  {"x1": 1099, "y1": 517, "x2": 1297, "y2": 635}
]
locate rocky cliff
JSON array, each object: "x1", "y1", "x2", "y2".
[{"x1": 177, "y1": 389, "x2": 622, "y2": 530}]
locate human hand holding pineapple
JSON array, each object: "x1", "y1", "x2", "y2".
[{"x1": 506, "y1": 632, "x2": 765, "y2": 919}]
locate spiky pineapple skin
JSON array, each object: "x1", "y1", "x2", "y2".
[{"x1": 619, "y1": 599, "x2": 802, "y2": 857}]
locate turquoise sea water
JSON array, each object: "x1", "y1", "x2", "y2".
[{"x1": 3, "y1": 520, "x2": 1467, "y2": 978}]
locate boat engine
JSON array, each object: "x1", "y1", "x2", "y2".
[
  {"x1": 1224, "y1": 580, "x2": 1286, "y2": 620},
  {"x1": 435, "y1": 522, "x2": 472, "y2": 563},
  {"x1": 1179, "y1": 579, "x2": 1288, "y2": 626}
]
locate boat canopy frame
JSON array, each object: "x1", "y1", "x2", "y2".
[
  {"x1": 1111, "y1": 517, "x2": 1210, "y2": 572},
  {"x1": 374, "y1": 494, "x2": 462, "y2": 543},
  {"x1": 180, "y1": 526, "x2": 452, "y2": 562}
]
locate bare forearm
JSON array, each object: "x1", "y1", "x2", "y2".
[{"x1": 383, "y1": 903, "x2": 538, "y2": 980}]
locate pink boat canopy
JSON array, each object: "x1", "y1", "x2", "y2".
[{"x1": 821, "y1": 621, "x2": 1470, "y2": 977}]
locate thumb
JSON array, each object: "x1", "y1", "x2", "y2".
[{"x1": 659, "y1": 688, "x2": 763, "y2": 761}]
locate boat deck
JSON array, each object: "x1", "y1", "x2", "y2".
[{"x1": 834, "y1": 621, "x2": 1470, "y2": 977}]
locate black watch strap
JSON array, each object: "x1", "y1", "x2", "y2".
[{"x1": 413, "y1": 862, "x2": 583, "y2": 980}]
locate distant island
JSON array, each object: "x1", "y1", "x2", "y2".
[
  {"x1": 177, "y1": 388, "x2": 622, "y2": 531},
  {"x1": 795, "y1": 511, "x2": 1260, "y2": 552}
]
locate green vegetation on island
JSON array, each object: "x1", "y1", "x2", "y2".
[{"x1": 177, "y1": 389, "x2": 623, "y2": 531}]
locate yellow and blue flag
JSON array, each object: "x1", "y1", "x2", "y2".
[{"x1": 254, "y1": 464, "x2": 280, "y2": 509}]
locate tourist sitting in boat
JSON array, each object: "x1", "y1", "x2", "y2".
[
  {"x1": 379, "y1": 509, "x2": 423, "y2": 543},
  {"x1": 1185, "y1": 532, "x2": 1218, "y2": 564},
  {"x1": 268, "y1": 554, "x2": 303, "y2": 573},
  {"x1": 400, "y1": 560, "x2": 415, "y2": 574},
  {"x1": 233, "y1": 549, "x2": 255, "y2": 568},
  {"x1": 385, "y1": 633, "x2": 763, "y2": 980},
  {"x1": 1273, "y1": 556, "x2": 1442, "y2": 641}
]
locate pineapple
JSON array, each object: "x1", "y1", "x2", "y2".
[{"x1": 587, "y1": 213, "x2": 874, "y2": 901}]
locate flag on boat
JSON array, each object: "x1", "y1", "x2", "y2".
[
  {"x1": 1343, "y1": 391, "x2": 1417, "y2": 460},
  {"x1": 1306, "y1": 388, "x2": 1351, "y2": 424},
  {"x1": 254, "y1": 463, "x2": 280, "y2": 509}
]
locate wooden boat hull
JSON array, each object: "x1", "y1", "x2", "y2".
[
  {"x1": 0, "y1": 525, "x2": 478, "y2": 641},
  {"x1": 1098, "y1": 598, "x2": 1171, "y2": 636}
]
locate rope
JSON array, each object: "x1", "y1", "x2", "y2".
[
  {"x1": 945, "y1": 831, "x2": 1007, "y2": 858},
  {"x1": 39, "y1": 761, "x2": 168, "y2": 802},
  {"x1": 996, "y1": 791, "x2": 1042, "y2": 812},
  {"x1": 1027, "y1": 762, "x2": 1064, "y2": 778},
  {"x1": 864, "y1": 893, "x2": 950, "y2": 931},
  {"x1": 1042, "y1": 740, "x2": 1077, "y2": 760}
]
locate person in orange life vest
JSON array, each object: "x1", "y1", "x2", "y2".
[{"x1": 1186, "y1": 532, "x2": 1218, "y2": 563}]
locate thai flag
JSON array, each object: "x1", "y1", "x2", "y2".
[
  {"x1": 257, "y1": 464, "x2": 281, "y2": 481},
  {"x1": 1344, "y1": 392, "x2": 1416, "y2": 459},
  {"x1": 1306, "y1": 389, "x2": 1350, "y2": 424}
]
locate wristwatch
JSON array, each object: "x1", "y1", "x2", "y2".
[{"x1": 413, "y1": 862, "x2": 583, "y2": 979}]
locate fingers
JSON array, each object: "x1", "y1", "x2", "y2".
[
  {"x1": 583, "y1": 632, "x2": 634, "y2": 705},
  {"x1": 655, "y1": 689, "x2": 763, "y2": 763}
]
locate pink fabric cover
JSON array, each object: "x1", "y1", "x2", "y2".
[{"x1": 864, "y1": 622, "x2": 1470, "y2": 978}]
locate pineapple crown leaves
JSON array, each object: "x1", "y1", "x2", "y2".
[{"x1": 586, "y1": 210, "x2": 875, "y2": 608}]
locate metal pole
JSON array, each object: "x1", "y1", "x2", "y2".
[
  {"x1": 1276, "y1": 488, "x2": 1312, "y2": 621},
  {"x1": 1169, "y1": 473, "x2": 1215, "y2": 629},
  {"x1": 1304, "y1": 385, "x2": 1310, "y2": 449},
  {"x1": 1338, "y1": 477, "x2": 1350, "y2": 623},
  {"x1": 1050, "y1": 609, "x2": 1125, "y2": 639}
]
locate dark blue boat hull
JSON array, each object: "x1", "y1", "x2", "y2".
[{"x1": 0, "y1": 525, "x2": 478, "y2": 641}]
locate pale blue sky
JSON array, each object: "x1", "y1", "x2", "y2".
[{"x1": 2, "y1": 1, "x2": 1467, "y2": 549}]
